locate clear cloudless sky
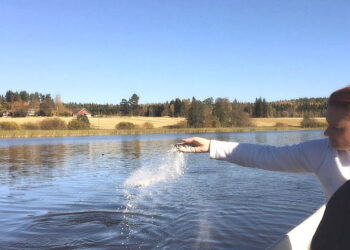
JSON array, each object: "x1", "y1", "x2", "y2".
[{"x1": 0, "y1": 0, "x2": 349, "y2": 104}]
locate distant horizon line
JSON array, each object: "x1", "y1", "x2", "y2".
[{"x1": 0, "y1": 89, "x2": 328, "y2": 105}]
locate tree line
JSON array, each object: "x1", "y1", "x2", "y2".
[
  {"x1": 0, "y1": 90, "x2": 328, "y2": 127},
  {"x1": 0, "y1": 90, "x2": 59, "y2": 116}
]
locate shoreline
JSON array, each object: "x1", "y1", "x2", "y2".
[{"x1": 0, "y1": 126, "x2": 325, "y2": 139}]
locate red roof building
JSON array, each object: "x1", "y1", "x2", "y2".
[{"x1": 73, "y1": 108, "x2": 91, "y2": 117}]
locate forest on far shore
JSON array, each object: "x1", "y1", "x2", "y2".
[{"x1": 0, "y1": 90, "x2": 328, "y2": 128}]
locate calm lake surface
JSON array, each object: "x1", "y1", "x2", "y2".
[{"x1": 0, "y1": 130, "x2": 326, "y2": 249}]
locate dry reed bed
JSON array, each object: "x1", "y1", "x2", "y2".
[
  {"x1": 0, "y1": 126, "x2": 325, "y2": 139},
  {"x1": 250, "y1": 117, "x2": 326, "y2": 127}
]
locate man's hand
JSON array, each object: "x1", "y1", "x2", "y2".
[{"x1": 177, "y1": 137, "x2": 210, "y2": 153}]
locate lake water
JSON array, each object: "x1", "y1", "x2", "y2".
[{"x1": 0, "y1": 130, "x2": 326, "y2": 249}]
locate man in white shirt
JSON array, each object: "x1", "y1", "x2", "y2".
[{"x1": 179, "y1": 86, "x2": 350, "y2": 250}]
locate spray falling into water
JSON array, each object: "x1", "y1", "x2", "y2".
[
  {"x1": 123, "y1": 147, "x2": 186, "y2": 188},
  {"x1": 120, "y1": 147, "x2": 186, "y2": 244}
]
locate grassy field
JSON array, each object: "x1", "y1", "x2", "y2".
[
  {"x1": 0, "y1": 116, "x2": 327, "y2": 138},
  {"x1": 250, "y1": 117, "x2": 326, "y2": 127},
  {"x1": 0, "y1": 116, "x2": 326, "y2": 128},
  {"x1": 0, "y1": 116, "x2": 186, "y2": 129}
]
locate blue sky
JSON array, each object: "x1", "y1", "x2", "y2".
[{"x1": 0, "y1": 0, "x2": 349, "y2": 104}]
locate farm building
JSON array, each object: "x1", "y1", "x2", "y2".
[
  {"x1": 2, "y1": 111, "x2": 13, "y2": 117},
  {"x1": 73, "y1": 108, "x2": 92, "y2": 117}
]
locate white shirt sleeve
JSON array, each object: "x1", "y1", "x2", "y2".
[{"x1": 209, "y1": 138, "x2": 329, "y2": 173}]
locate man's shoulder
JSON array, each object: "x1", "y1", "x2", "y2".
[
  {"x1": 299, "y1": 138, "x2": 330, "y2": 152},
  {"x1": 304, "y1": 138, "x2": 329, "y2": 145}
]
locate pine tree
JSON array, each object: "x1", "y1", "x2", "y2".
[
  {"x1": 187, "y1": 97, "x2": 205, "y2": 128},
  {"x1": 129, "y1": 93, "x2": 139, "y2": 115},
  {"x1": 120, "y1": 99, "x2": 130, "y2": 115}
]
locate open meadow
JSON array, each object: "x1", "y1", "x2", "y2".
[
  {"x1": 0, "y1": 116, "x2": 327, "y2": 129},
  {"x1": 0, "y1": 116, "x2": 186, "y2": 129},
  {"x1": 250, "y1": 117, "x2": 326, "y2": 127},
  {"x1": 0, "y1": 116, "x2": 327, "y2": 138}
]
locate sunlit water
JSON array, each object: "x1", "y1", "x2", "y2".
[{"x1": 0, "y1": 131, "x2": 325, "y2": 249}]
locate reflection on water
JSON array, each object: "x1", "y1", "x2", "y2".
[
  {"x1": 121, "y1": 139, "x2": 141, "y2": 160},
  {"x1": 0, "y1": 140, "x2": 143, "y2": 181},
  {"x1": 0, "y1": 131, "x2": 326, "y2": 249},
  {"x1": 0, "y1": 144, "x2": 67, "y2": 186}
]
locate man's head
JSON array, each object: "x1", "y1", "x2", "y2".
[{"x1": 325, "y1": 86, "x2": 350, "y2": 150}]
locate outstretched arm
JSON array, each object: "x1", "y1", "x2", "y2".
[
  {"x1": 178, "y1": 137, "x2": 328, "y2": 173},
  {"x1": 177, "y1": 137, "x2": 210, "y2": 153}
]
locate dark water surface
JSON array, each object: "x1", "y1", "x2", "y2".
[{"x1": 0, "y1": 131, "x2": 325, "y2": 249}]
